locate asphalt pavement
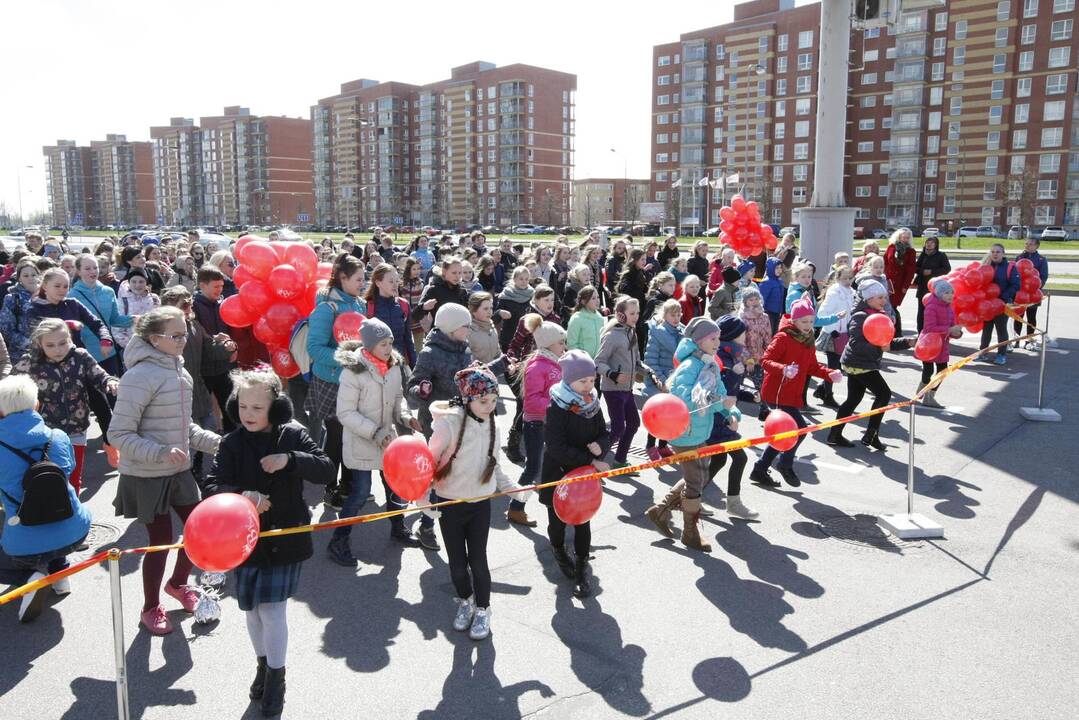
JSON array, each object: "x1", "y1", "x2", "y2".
[{"x1": 1, "y1": 293, "x2": 1077, "y2": 720}]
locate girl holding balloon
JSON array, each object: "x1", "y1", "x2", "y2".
[
  {"x1": 916, "y1": 279, "x2": 962, "y2": 409},
  {"x1": 204, "y1": 369, "x2": 333, "y2": 717},
  {"x1": 977, "y1": 243, "x2": 1020, "y2": 366}
]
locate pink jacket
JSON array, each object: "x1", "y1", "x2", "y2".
[
  {"x1": 920, "y1": 294, "x2": 954, "y2": 364},
  {"x1": 522, "y1": 353, "x2": 562, "y2": 422},
  {"x1": 740, "y1": 307, "x2": 773, "y2": 362}
]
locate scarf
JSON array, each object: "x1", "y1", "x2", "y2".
[
  {"x1": 499, "y1": 284, "x2": 534, "y2": 304},
  {"x1": 362, "y1": 348, "x2": 391, "y2": 377},
  {"x1": 471, "y1": 317, "x2": 494, "y2": 333},
  {"x1": 549, "y1": 380, "x2": 601, "y2": 418},
  {"x1": 536, "y1": 347, "x2": 561, "y2": 364},
  {"x1": 689, "y1": 349, "x2": 722, "y2": 410},
  {"x1": 782, "y1": 325, "x2": 815, "y2": 347}
]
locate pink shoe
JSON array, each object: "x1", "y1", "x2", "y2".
[
  {"x1": 645, "y1": 447, "x2": 662, "y2": 462},
  {"x1": 165, "y1": 582, "x2": 200, "y2": 613},
  {"x1": 140, "y1": 605, "x2": 173, "y2": 635},
  {"x1": 658, "y1": 446, "x2": 675, "y2": 458}
]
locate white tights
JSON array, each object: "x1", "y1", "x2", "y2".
[{"x1": 244, "y1": 601, "x2": 289, "y2": 669}]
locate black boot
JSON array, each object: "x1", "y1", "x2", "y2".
[
  {"x1": 749, "y1": 463, "x2": 780, "y2": 488},
  {"x1": 861, "y1": 430, "x2": 886, "y2": 451},
  {"x1": 573, "y1": 558, "x2": 592, "y2": 598},
  {"x1": 249, "y1": 656, "x2": 267, "y2": 700},
  {"x1": 261, "y1": 666, "x2": 286, "y2": 717},
  {"x1": 551, "y1": 546, "x2": 575, "y2": 579},
  {"x1": 503, "y1": 430, "x2": 524, "y2": 463},
  {"x1": 819, "y1": 385, "x2": 840, "y2": 410},
  {"x1": 777, "y1": 466, "x2": 801, "y2": 488},
  {"x1": 827, "y1": 426, "x2": 855, "y2": 448}
]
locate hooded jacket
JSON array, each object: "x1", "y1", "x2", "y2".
[
  {"x1": 522, "y1": 352, "x2": 562, "y2": 421},
  {"x1": 0, "y1": 285, "x2": 38, "y2": 360},
  {"x1": 986, "y1": 258, "x2": 1020, "y2": 303},
  {"x1": 407, "y1": 328, "x2": 476, "y2": 434},
  {"x1": 668, "y1": 337, "x2": 737, "y2": 446},
  {"x1": 920, "y1": 294, "x2": 955, "y2": 364},
  {"x1": 69, "y1": 280, "x2": 134, "y2": 362},
  {"x1": 566, "y1": 307, "x2": 604, "y2": 357},
  {"x1": 816, "y1": 283, "x2": 855, "y2": 335},
  {"x1": 429, "y1": 402, "x2": 520, "y2": 501},
  {"x1": 758, "y1": 257, "x2": 787, "y2": 315},
  {"x1": 884, "y1": 242, "x2": 918, "y2": 307},
  {"x1": 114, "y1": 285, "x2": 160, "y2": 347},
  {"x1": 335, "y1": 346, "x2": 413, "y2": 470},
  {"x1": 760, "y1": 317, "x2": 832, "y2": 407},
  {"x1": 27, "y1": 297, "x2": 111, "y2": 351},
  {"x1": 595, "y1": 322, "x2": 649, "y2": 392},
  {"x1": 306, "y1": 287, "x2": 367, "y2": 384},
  {"x1": 414, "y1": 274, "x2": 470, "y2": 325},
  {"x1": 108, "y1": 335, "x2": 220, "y2": 477},
  {"x1": 643, "y1": 318, "x2": 682, "y2": 397},
  {"x1": 467, "y1": 317, "x2": 504, "y2": 365}
]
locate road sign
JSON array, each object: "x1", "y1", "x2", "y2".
[{"x1": 297, "y1": 213, "x2": 310, "y2": 223}]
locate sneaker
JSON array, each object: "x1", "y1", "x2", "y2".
[
  {"x1": 978, "y1": 353, "x2": 996, "y2": 364},
  {"x1": 993, "y1": 354, "x2": 1006, "y2": 366},
  {"x1": 390, "y1": 525, "x2": 420, "y2": 547},
  {"x1": 645, "y1": 447, "x2": 662, "y2": 462},
  {"x1": 53, "y1": 576, "x2": 72, "y2": 596},
  {"x1": 417, "y1": 526, "x2": 441, "y2": 551},
  {"x1": 469, "y1": 607, "x2": 491, "y2": 641},
  {"x1": 698, "y1": 505, "x2": 715, "y2": 517},
  {"x1": 453, "y1": 596, "x2": 476, "y2": 632},
  {"x1": 727, "y1": 496, "x2": 759, "y2": 520},
  {"x1": 140, "y1": 605, "x2": 173, "y2": 635},
  {"x1": 327, "y1": 537, "x2": 358, "y2": 568},
  {"x1": 749, "y1": 464, "x2": 780, "y2": 488},
  {"x1": 657, "y1": 446, "x2": 675, "y2": 458},
  {"x1": 323, "y1": 488, "x2": 344, "y2": 511},
  {"x1": 777, "y1": 466, "x2": 801, "y2": 488},
  {"x1": 165, "y1": 582, "x2": 200, "y2": 613},
  {"x1": 103, "y1": 443, "x2": 120, "y2": 468},
  {"x1": 1023, "y1": 340, "x2": 1037, "y2": 351},
  {"x1": 18, "y1": 572, "x2": 48, "y2": 623}
]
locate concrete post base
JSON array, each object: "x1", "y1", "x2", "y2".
[
  {"x1": 1019, "y1": 407, "x2": 1062, "y2": 422},
  {"x1": 878, "y1": 513, "x2": 945, "y2": 540},
  {"x1": 796, "y1": 206, "x2": 858, "y2": 279}
]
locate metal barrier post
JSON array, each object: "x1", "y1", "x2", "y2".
[
  {"x1": 878, "y1": 400, "x2": 945, "y2": 540},
  {"x1": 108, "y1": 549, "x2": 131, "y2": 720},
  {"x1": 1020, "y1": 293, "x2": 1062, "y2": 422}
]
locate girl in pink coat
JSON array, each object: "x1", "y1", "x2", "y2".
[{"x1": 918, "y1": 279, "x2": 962, "y2": 408}]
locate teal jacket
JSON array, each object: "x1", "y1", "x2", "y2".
[
  {"x1": 668, "y1": 337, "x2": 737, "y2": 447},
  {"x1": 70, "y1": 280, "x2": 133, "y2": 362},
  {"x1": 306, "y1": 287, "x2": 366, "y2": 384},
  {"x1": 566, "y1": 308, "x2": 604, "y2": 357},
  {"x1": 785, "y1": 283, "x2": 840, "y2": 329}
]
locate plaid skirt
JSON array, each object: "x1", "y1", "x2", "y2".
[
  {"x1": 304, "y1": 375, "x2": 340, "y2": 423},
  {"x1": 233, "y1": 562, "x2": 303, "y2": 611}
]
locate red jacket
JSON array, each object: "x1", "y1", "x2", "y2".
[
  {"x1": 680, "y1": 293, "x2": 704, "y2": 324},
  {"x1": 884, "y1": 244, "x2": 917, "y2": 308},
  {"x1": 760, "y1": 317, "x2": 831, "y2": 407}
]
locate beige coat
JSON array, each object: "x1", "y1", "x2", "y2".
[
  {"x1": 467, "y1": 317, "x2": 503, "y2": 365},
  {"x1": 335, "y1": 346, "x2": 414, "y2": 471},
  {"x1": 109, "y1": 335, "x2": 220, "y2": 477}
]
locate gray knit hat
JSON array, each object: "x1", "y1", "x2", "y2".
[
  {"x1": 434, "y1": 303, "x2": 471, "y2": 333},
  {"x1": 558, "y1": 349, "x2": 595, "y2": 385},
  {"x1": 858, "y1": 279, "x2": 888, "y2": 301},
  {"x1": 685, "y1": 316, "x2": 721, "y2": 344},
  {"x1": 932, "y1": 278, "x2": 954, "y2": 299},
  {"x1": 360, "y1": 317, "x2": 393, "y2": 351}
]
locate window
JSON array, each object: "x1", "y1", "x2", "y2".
[
  {"x1": 983, "y1": 182, "x2": 998, "y2": 200},
  {"x1": 985, "y1": 156, "x2": 999, "y2": 175},
  {"x1": 776, "y1": 79, "x2": 787, "y2": 95},
  {"x1": 989, "y1": 106, "x2": 1003, "y2": 125},
  {"x1": 655, "y1": 153, "x2": 668, "y2": 163},
  {"x1": 1046, "y1": 74, "x2": 1068, "y2": 94},
  {"x1": 777, "y1": 56, "x2": 788, "y2": 73},
  {"x1": 775, "y1": 100, "x2": 786, "y2": 117},
  {"x1": 795, "y1": 120, "x2": 810, "y2": 137},
  {"x1": 656, "y1": 133, "x2": 668, "y2": 144},
  {"x1": 857, "y1": 163, "x2": 873, "y2": 175},
  {"x1": 950, "y1": 97, "x2": 963, "y2": 115},
  {"x1": 773, "y1": 145, "x2": 785, "y2": 161},
  {"x1": 1024, "y1": 0, "x2": 1038, "y2": 17},
  {"x1": 861, "y1": 96, "x2": 877, "y2": 108},
  {"x1": 992, "y1": 54, "x2": 1006, "y2": 73},
  {"x1": 933, "y1": 37, "x2": 947, "y2": 56},
  {"x1": 943, "y1": 197, "x2": 956, "y2": 213},
  {"x1": 987, "y1": 131, "x2": 1001, "y2": 150},
  {"x1": 991, "y1": 80, "x2": 1005, "y2": 99},
  {"x1": 855, "y1": 186, "x2": 871, "y2": 198},
  {"x1": 774, "y1": 124, "x2": 786, "y2": 139},
  {"x1": 859, "y1": 118, "x2": 876, "y2": 131},
  {"x1": 998, "y1": 1, "x2": 1011, "y2": 19},
  {"x1": 796, "y1": 76, "x2": 812, "y2": 93},
  {"x1": 1038, "y1": 180, "x2": 1059, "y2": 199},
  {"x1": 655, "y1": 191, "x2": 666, "y2": 201},
  {"x1": 1042, "y1": 127, "x2": 1064, "y2": 147},
  {"x1": 1013, "y1": 130, "x2": 1028, "y2": 150},
  {"x1": 862, "y1": 72, "x2": 877, "y2": 85},
  {"x1": 1015, "y1": 104, "x2": 1030, "y2": 123},
  {"x1": 945, "y1": 171, "x2": 957, "y2": 190},
  {"x1": 795, "y1": 98, "x2": 811, "y2": 115},
  {"x1": 759, "y1": 36, "x2": 769, "y2": 54},
  {"x1": 1022, "y1": 25, "x2": 1036, "y2": 44},
  {"x1": 1055, "y1": 0, "x2": 1075, "y2": 11},
  {"x1": 798, "y1": 30, "x2": 813, "y2": 49},
  {"x1": 953, "y1": 46, "x2": 965, "y2": 65},
  {"x1": 793, "y1": 143, "x2": 809, "y2": 160},
  {"x1": 926, "y1": 159, "x2": 938, "y2": 177},
  {"x1": 993, "y1": 28, "x2": 1009, "y2": 48},
  {"x1": 792, "y1": 187, "x2": 807, "y2": 203},
  {"x1": 773, "y1": 166, "x2": 784, "y2": 181},
  {"x1": 929, "y1": 111, "x2": 942, "y2": 131},
  {"x1": 931, "y1": 62, "x2": 945, "y2": 81},
  {"x1": 657, "y1": 95, "x2": 670, "y2": 106},
  {"x1": 1051, "y1": 19, "x2": 1072, "y2": 40},
  {"x1": 1017, "y1": 52, "x2": 1034, "y2": 73},
  {"x1": 864, "y1": 49, "x2": 879, "y2": 62},
  {"x1": 948, "y1": 122, "x2": 961, "y2": 140},
  {"x1": 1040, "y1": 153, "x2": 1061, "y2": 173},
  {"x1": 924, "y1": 184, "x2": 937, "y2": 201},
  {"x1": 857, "y1": 141, "x2": 874, "y2": 153},
  {"x1": 1035, "y1": 206, "x2": 1057, "y2": 224},
  {"x1": 793, "y1": 164, "x2": 809, "y2": 181},
  {"x1": 1017, "y1": 78, "x2": 1032, "y2": 97},
  {"x1": 797, "y1": 53, "x2": 813, "y2": 70},
  {"x1": 1048, "y1": 47, "x2": 1071, "y2": 68},
  {"x1": 658, "y1": 55, "x2": 671, "y2": 66},
  {"x1": 882, "y1": 117, "x2": 893, "y2": 129},
  {"x1": 1045, "y1": 100, "x2": 1066, "y2": 121}
]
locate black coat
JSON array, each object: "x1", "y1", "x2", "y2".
[
  {"x1": 616, "y1": 268, "x2": 649, "y2": 307},
  {"x1": 414, "y1": 275, "x2": 470, "y2": 325},
  {"x1": 687, "y1": 255, "x2": 710, "y2": 283},
  {"x1": 495, "y1": 295, "x2": 532, "y2": 351},
  {"x1": 539, "y1": 403, "x2": 612, "y2": 506},
  {"x1": 657, "y1": 246, "x2": 680, "y2": 271},
  {"x1": 604, "y1": 255, "x2": 625, "y2": 292},
  {"x1": 840, "y1": 302, "x2": 911, "y2": 371},
  {"x1": 205, "y1": 422, "x2": 333, "y2": 568},
  {"x1": 914, "y1": 250, "x2": 951, "y2": 296}
]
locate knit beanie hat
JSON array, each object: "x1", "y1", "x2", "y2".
[
  {"x1": 359, "y1": 317, "x2": 393, "y2": 351},
  {"x1": 434, "y1": 303, "x2": 471, "y2": 333},
  {"x1": 454, "y1": 363, "x2": 499, "y2": 402},
  {"x1": 932, "y1": 278, "x2": 954, "y2": 299},
  {"x1": 558, "y1": 349, "x2": 595, "y2": 385},
  {"x1": 685, "y1": 316, "x2": 721, "y2": 344},
  {"x1": 532, "y1": 321, "x2": 566, "y2": 350},
  {"x1": 737, "y1": 260, "x2": 756, "y2": 278},
  {"x1": 858, "y1": 279, "x2": 887, "y2": 301},
  {"x1": 718, "y1": 314, "x2": 747, "y2": 341},
  {"x1": 790, "y1": 294, "x2": 816, "y2": 321},
  {"x1": 722, "y1": 266, "x2": 741, "y2": 284},
  {"x1": 126, "y1": 268, "x2": 148, "y2": 282}
]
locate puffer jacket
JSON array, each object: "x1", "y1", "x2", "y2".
[
  {"x1": 595, "y1": 322, "x2": 650, "y2": 392},
  {"x1": 467, "y1": 317, "x2": 503, "y2": 365},
  {"x1": 914, "y1": 250, "x2": 952, "y2": 296},
  {"x1": 643, "y1": 318, "x2": 682, "y2": 397},
  {"x1": 759, "y1": 257, "x2": 786, "y2": 315},
  {"x1": 69, "y1": 280, "x2": 133, "y2": 363},
  {"x1": 14, "y1": 347, "x2": 113, "y2": 438},
  {"x1": 668, "y1": 338, "x2": 737, "y2": 447},
  {"x1": 307, "y1": 287, "x2": 367, "y2": 384},
  {"x1": 761, "y1": 317, "x2": 832, "y2": 407},
  {"x1": 919, "y1": 294, "x2": 955, "y2": 364},
  {"x1": 109, "y1": 335, "x2": 220, "y2": 477},
  {"x1": 507, "y1": 306, "x2": 561, "y2": 362},
  {"x1": 522, "y1": 351, "x2": 562, "y2": 421},
  {"x1": 335, "y1": 346, "x2": 413, "y2": 470},
  {"x1": 816, "y1": 283, "x2": 855, "y2": 336},
  {"x1": 708, "y1": 282, "x2": 738, "y2": 319},
  {"x1": 566, "y1": 308, "x2": 604, "y2": 357},
  {"x1": 985, "y1": 258, "x2": 1020, "y2": 303},
  {"x1": 408, "y1": 328, "x2": 475, "y2": 434},
  {"x1": 429, "y1": 402, "x2": 519, "y2": 501},
  {"x1": 114, "y1": 286, "x2": 160, "y2": 347},
  {"x1": 0, "y1": 286, "x2": 37, "y2": 361},
  {"x1": 0, "y1": 410, "x2": 88, "y2": 558},
  {"x1": 840, "y1": 301, "x2": 911, "y2": 372}
]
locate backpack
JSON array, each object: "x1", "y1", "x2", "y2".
[
  {"x1": 0, "y1": 440, "x2": 74, "y2": 527},
  {"x1": 289, "y1": 300, "x2": 339, "y2": 380}
]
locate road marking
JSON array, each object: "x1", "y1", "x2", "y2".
[
  {"x1": 746, "y1": 447, "x2": 862, "y2": 474},
  {"x1": 973, "y1": 370, "x2": 1027, "y2": 380}
]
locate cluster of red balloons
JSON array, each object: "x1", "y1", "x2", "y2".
[
  {"x1": 926, "y1": 259, "x2": 1042, "y2": 336},
  {"x1": 718, "y1": 195, "x2": 779, "y2": 258},
  {"x1": 218, "y1": 235, "x2": 333, "y2": 378}
]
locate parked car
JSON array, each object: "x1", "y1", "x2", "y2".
[
  {"x1": 1007, "y1": 225, "x2": 1031, "y2": 240},
  {"x1": 512, "y1": 224, "x2": 539, "y2": 234},
  {"x1": 853, "y1": 227, "x2": 865, "y2": 240},
  {"x1": 703, "y1": 226, "x2": 722, "y2": 237},
  {"x1": 779, "y1": 225, "x2": 799, "y2": 238},
  {"x1": 956, "y1": 227, "x2": 979, "y2": 238},
  {"x1": 870, "y1": 229, "x2": 889, "y2": 239},
  {"x1": 922, "y1": 227, "x2": 940, "y2": 238},
  {"x1": 977, "y1": 225, "x2": 1000, "y2": 238},
  {"x1": 1038, "y1": 226, "x2": 1067, "y2": 241}
]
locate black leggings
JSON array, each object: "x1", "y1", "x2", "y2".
[
  {"x1": 920, "y1": 361, "x2": 946, "y2": 385},
  {"x1": 203, "y1": 373, "x2": 236, "y2": 433},
  {"x1": 322, "y1": 416, "x2": 347, "y2": 488},
  {"x1": 1012, "y1": 303, "x2": 1039, "y2": 336},
  {"x1": 979, "y1": 315, "x2": 1009, "y2": 355},
  {"x1": 835, "y1": 370, "x2": 890, "y2": 434},
  {"x1": 644, "y1": 434, "x2": 668, "y2": 450},
  {"x1": 438, "y1": 499, "x2": 492, "y2": 608},
  {"x1": 708, "y1": 448, "x2": 747, "y2": 496},
  {"x1": 86, "y1": 384, "x2": 113, "y2": 445},
  {"x1": 547, "y1": 505, "x2": 591, "y2": 560},
  {"x1": 767, "y1": 311, "x2": 781, "y2": 335}
]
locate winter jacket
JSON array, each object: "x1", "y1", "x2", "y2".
[
  {"x1": 495, "y1": 294, "x2": 533, "y2": 352},
  {"x1": 522, "y1": 352, "x2": 562, "y2": 421},
  {"x1": 108, "y1": 335, "x2": 220, "y2": 477},
  {"x1": 400, "y1": 277, "x2": 426, "y2": 331},
  {"x1": 669, "y1": 337, "x2": 737, "y2": 447},
  {"x1": 914, "y1": 249, "x2": 951, "y2": 296},
  {"x1": 884, "y1": 243, "x2": 918, "y2": 308},
  {"x1": 69, "y1": 280, "x2": 134, "y2": 363},
  {"x1": 708, "y1": 282, "x2": 738, "y2": 320},
  {"x1": 411, "y1": 247, "x2": 435, "y2": 275},
  {"x1": 643, "y1": 318, "x2": 682, "y2": 397},
  {"x1": 368, "y1": 294, "x2": 416, "y2": 366},
  {"x1": 680, "y1": 293, "x2": 705, "y2": 325},
  {"x1": 166, "y1": 270, "x2": 197, "y2": 293},
  {"x1": 853, "y1": 272, "x2": 896, "y2": 319},
  {"x1": 414, "y1": 275, "x2": 470, "y2": 325},
  {"x1": 478, "y1": 265, "x2": 505, "y2": 294},
  {"x1": 184, "y1": 317, "x2": 227, "y2": 421},
  {"x1": 657, "y1": 245, "x2": 680, "y2": 271},
  {"x1": 27, "y1": 298, "x2": 111, "y2": 352},
  {"x1": 604, "y1": 254, "x2": 625, "y2": 292},
  {"x1": 706, "y1": 259, "x2": 728, "y2": 296},
  {"x1": 0, "y1": 286, "x2": 36, "y2": 360},
  {"x1": 739, "y1": 306, "x2": 772, "y2": 362},
  {"x1": 1016, "y1": 250, "x2": 1049, "y2": 288},
  {"x1": 759, "y1": 257, "x2": 787, "y2": 315},
  {"x1": 560, "y1": 279, "x2": 585, "y2": 324},
  {"x1": 507, "y1": 307, "x2": 561, "y2": 362},
  {"x1": 204, "y1": 420, "x2": 332, "y2": 568},
  {"x1": 687, "y1": 255, "x2": 710, "y2": 284},
  {"x1": 595, "y1": 322, "x2": 650, "y2": 392},
  {"x1": 429, "y1": 403, "x2": 520, "y2": 501},
  {"x1": 335, "y1": 347, "x2": 413, "y2": 470},
  {"x1": 307, "y1": 287, "x2": 367, "y2": 384},
  {"x1": 408, "y1": 328, "x2": 475, "y2": 434},
  {"x1": 467, "y1": 317, "x2": 504, "y2": 366},
  {"x1": 985, "y1": 258, "x2": 1020, "y2": 303},
  {"x1": 919, "y1": 294, "x2": 955, "y2": 364},
  {"x1": 0, "y1": 410, "x2": 88, "y2": 559},
  {"x1": 616, "y1": 268, "x2": 649, "y2": 308},
  {"x1": 566, "y1": 308, "x2": 604, "y2": 357},
  {"x1": 113, "y1": 287, "x2": 160, "y2": 348},
  {"x1": 787, "y1": 282, "x2": 842, "y2": 328},
  {"x1": 840, "y1": 301, "x2": 912, "y2": 371},
  {"x1": 817, "y1": 284, "x2": 855, "y2": 336},
  {"x1": 717, "y1": 340, "x2": 756, "y2": 403},
  {"x1": 761, "y1": 317, "x2": 831, "y2": 407},
  {"x1": 643, "y1": 289, "x2": 674, "y2": 327},
  {"x1": 14, "y1": 347, "x2": 112, "y2": 438},
  {"x1": 538, "y1": 402, "x2": 612, "y2": 506}
]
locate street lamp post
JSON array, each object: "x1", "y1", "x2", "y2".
[
  {"x1": 609, "y1": 147, "x2": 628, "y2": 228},
  {"x1": 16, "y1": 164, "x2": 34, "y2": 224}
]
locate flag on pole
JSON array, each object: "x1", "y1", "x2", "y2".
[
  {"x1": 697, "y1": 176, "x2": 711, "y2": 187},
  {"x1": 671, "y1": 178, "x2": 683, "y2": 189},
  {"x1": 725, "y1": 173, "x2": 740, "y2": 186}
]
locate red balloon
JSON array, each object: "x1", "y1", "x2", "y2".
[
  {"x1": 984, "y1": 283, "x2": 1000, "y2": 300},
  {"x1": 966, "y1": 319, "x2": 984, "y2": 333},
  {"x1": 764, "y1": 234, "x2": 778, "y2": 251},
  {"x1": 239, "y1": 279, "x2": 275, "y2": 315},
  {"x1": 1015, "y1": 290, "x2": 1032, "y2": 305},
  {"x1": 220, "y1": 294, "x2": 256, "y2": 328},
  {"x1": 1020, "y1": 275, "x2": 1040, "y2": 293},
  {"x1": 719, "y1": 207, "x2": 735, "y2": 221},
  {"x1": 316, "y1": 262, "x2": 333, "y2": 280},
  {"x1": 976, "y1": 299, "x2": 995, "y2": 322},
  {"x1": 265, "y1": 301, "x2": 302, "y2": 336},
  {"x1": 268, "y1": 264, "x2": 306, "y2": 301},
  {"x1": 641, "y1": 393, "x2": 691, "y2": 441},
  {"x1": 720, "y1": 220, "x2": 736, "y2": 234},
  {"x1": 1015, "y1": 258, "x2": 1034, "y2": 274},
  {"x1": 270, "y1": 241, "x2": 291, "y2": 264},
  {"x1": 237, "y1": 241, "x2": 277, "y2": 280},
  {"x1": 333, "y1": 311, "x2": 366, "y2": 343},
  {"x1": 957, "y1": 310, "x2": 978, "y2": 327},
  {"x1": 914, "y1": 332, "x2": 943, "y2": 361},
  {"x1": 270, "y1": 347, "x2": 300, "y2": 378},
  {"x1": 988, "y1": 298, "x2": 1005, "y2": 317},
  {"x1": 233, "y1": 235, "x2": 261, "y2": 260},
  {"x1": 963, "y1": 268, "x2": 984, "y2": 289},
  {"x1": 862, "y1": 313, "x2": 896, "y2": 347},
  {"x1": 285, "y1": 243, "x2": 319, "y2": 283},
  {"x1": 253, "y1": 316, "x2": 290, "y2": 348},
  {"x1": 951, "y1": 278, "x2": 970, "y2": 297},
  {"x1": 1030, "y1": 289, "x2": 1044, "y2": 305},
  {"x1": 553, "y1": 466, "x2": 603, "y2": 525},
  {"x1": 978, "y1": 264, "x2": 995, "y2": 287},
  {"x1": 384, "y1": 436, "x2": 435, "y2": 501},
  {"x1": 731, "y1": 195, "x2": 747, "y2": 213},
  {"x1": 183, "y1": 493, "x2": 260, "y2": 573},
  {"x1": 233, "y1": 264, "x2": 258, "y2": 289},
  {"x1": 763, "y1": 409, "x2": 799, "y2": 451}
]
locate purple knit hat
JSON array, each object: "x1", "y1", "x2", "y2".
[
  {"x1": 454, "y1": 363, "x2": 499, "y2": 402},
  {"x1": 558, "y1": 349, "x2": 595, "y2": 385}
]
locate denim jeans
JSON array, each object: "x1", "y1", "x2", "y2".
[
  {"x1": 511, "y1": 421, "x2": 544, "y2": 511},
  {"x1": 332, "y1": 469, "x2": 373, "y2": 540}
]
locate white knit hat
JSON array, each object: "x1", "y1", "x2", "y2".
[
  {"x1": 434, "y1": 303, "x2": 471, "y2": 333},
  {"x1": 532, "y1": 321, "x2": 567, "y2": 350}
]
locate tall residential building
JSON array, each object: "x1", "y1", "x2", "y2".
[
  {"x1": 313, "y1": 61, "x2": 576, "y2": 229},
  {"x1": 89, "y1": 134, "x2": 155, "y2": 226},
  {"x1": 151, "y1": 107, "x2": 314, "y2": 227},
  {"x1": 651, "y1": 0, "x2": 1079, "y2": 233},
  {"x1": 42, "y1": 140, "x2": 96, "y2": 226},
  {"x1": 572, "y1": 178, "x2": 651, "y2": 228}
]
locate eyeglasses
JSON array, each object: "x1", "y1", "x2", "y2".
[{"x1": 153, "y1": 333, "x2": 188, "y2": 343}]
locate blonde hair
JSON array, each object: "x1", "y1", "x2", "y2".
[
  {"x1": 231, "y1": 367, "x2": 282, "y2": 398},
  {"x1": 656, "y1": 298, "x2": 682, "y2": 323},
  {"x1": 0, "y1": 375, "x2": 38, "y2": 416},
  {"x1": 604, "y1": 295, "x2": 639, "y2": 333},
  {"x1": 683, "y1": 274, "x2": 702, "y2": 293},
  {"x1": 648, "y1": 270, "x2": 676, "y2": 294},
  {"x1": 134, "y1": 305, "x2": 184, "y2": 339},
  {"x1": 791, "y1": 261, "x2": 813, "y2": 279},
  {"x1": 522, "y1": 313, "x2": 544, "y2": 334},
  {"x1": 29, "y1": 318, "x2": 71, "y2": 360},
  {"x1": 37, "y1": 267, "x2": 70, "y2": 298}
]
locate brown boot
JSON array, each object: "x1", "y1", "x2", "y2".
[
  {"x1": 645, "y1": 480, "x2": 684, "y2": 538},
  {"x1": 506, "y1": 509, "x2": 537, "y2": 527},
  {"x1": 680, "y1": 495, "x2": 712, "y2": 552}
]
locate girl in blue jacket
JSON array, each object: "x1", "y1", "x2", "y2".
[
  {"x1": 642, "y1": 298, "x2": 683, "y2": 461},
  {"x1": 759, "y1": 256, "x2": 787, "y2": 334}
]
